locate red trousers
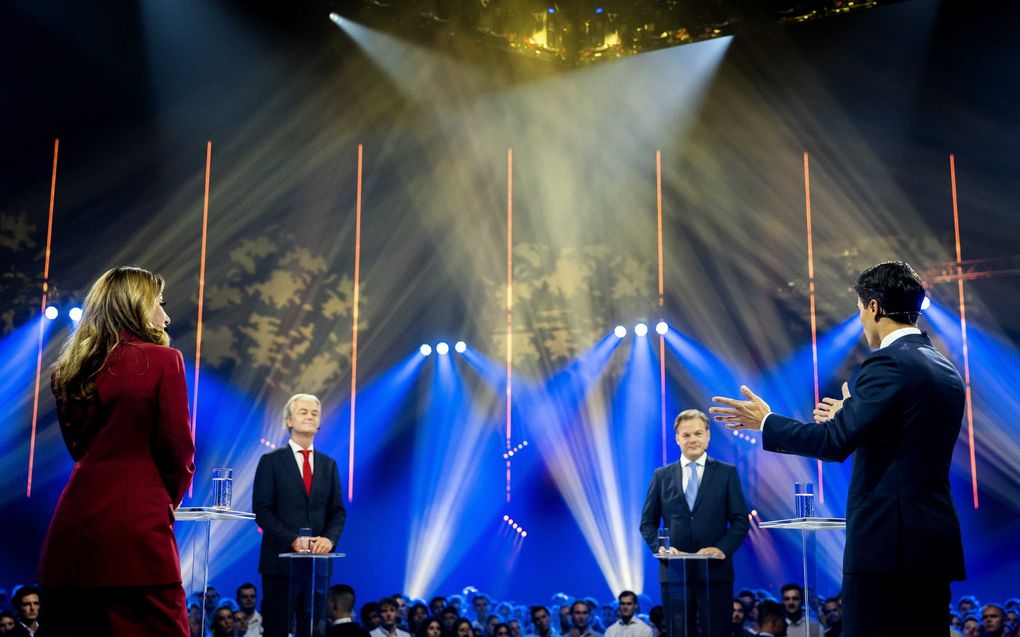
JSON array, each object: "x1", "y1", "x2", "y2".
[{"x1": 42, "y1": 584, "x2": 189, "y2": 637}]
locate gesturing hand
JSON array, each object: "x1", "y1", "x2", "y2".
[
  {"x1": 813, "y1": 382, "x2": 850, "y2": 423},
  {"x1": 710, "y1": 386, "x2": 771, "y2": 431}
]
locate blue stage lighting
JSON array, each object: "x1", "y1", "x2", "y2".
[
  {"x1": 655, "y1": 320, "x2": 668, "y2": 335},
  {"x1": 44, "y1": 306, "x2": 59, "y2": 320},
  {"x1": 436, "y1": 342, "x2": 449, "y2": 355},
  {"x1": 614, "y1": 325, "x2": 626, "y2": 338},
  {"x1": 68, "y1": 307, "x2": 83, "y2": 322},
  {"x1": 454, "y1": 341, "x2": 467, "y2": 353},
  {"x1": 419, "y1": 344, "x2": 432, "y2": 356},
  {"x1": 921, "y1": 295, "x2": 931, "y2": 311},
  {"x1": 547, "y1": 7, "x2": 556, "y2": 14},
  {"x1": 634, "y1": 322, "x2": 648, "y2": 336},
  {"x1": 595, "y1": 7, "x2": 604, "y2": 14}
]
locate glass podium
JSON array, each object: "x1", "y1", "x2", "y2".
[
  {"x1": 174, "y1": 506, "x2": 256, "y2": 630},
  {"x1": 278, "y1": 552, "x2": 346, "y2": 637},
  {"x1": 757, "y1": 517, "x2": 845, "y2": 637},
  {"x1": 656, "y1": 553, "x2": 722, "y2": 637}
]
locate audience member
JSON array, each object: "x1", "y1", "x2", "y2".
[
  {"x1": 210, "y1": 605, "x2": 235, "y2": 637},
  {"x1": 757, "y1": 601, "x2": 787, "y2": 637},
  {"x1": 780, "y1": 584, "x2": 820, "y2": 637},
  {"x1": 416, "y1": 619, "x2": 443, "y2": 637},
  {"x1": 959, "y1": 597, "x2": 980, "y2": 616},
  {"x1": 961, "y1": 616, "x2": 981, "y2": 637},
  {"x1": 647, "y1": 607, "x2": 664, "y2": 637},
  {"x1": 820, "y1": 598, "x2": 841, "y2": 637},
  {"x1": 508, "y1": 619, "x2": 523, "y2": 637},
  {"x1": 529, "y1": 607, "x2": 554, "y2": 637},
  {"x1": 234, "y1": 610, "x2": 250, "y2": 636},
  {"x1": 408, "y1": 603, "x2": 429, "y2": 635},
  {"x1": 472, "y1": 596, "x2": 491, "y2": 627},
  {"x1": 0, "y1": 611, "x2": 18, "y2": 635},
  {"x1": 493, "y1": 623, "x2": 512, "y2": 637},
  {"x1": 453, "y1": 619, "x2": 475, "y2": 637},
  {"x1": 441, "y1": 608, "x2": 461, "y2": 637},
  {"x1": 236, "y1": 582, "x2": 263, "y2": 636},
  {"x1": 12, "y1": 586, "x2": 40, "y2": 637},
  {"x1": 373, "y1": 598, "x2": 412, "y2": 637},
  {"x1": 362, "y1": 602, "x2": 382, "y2": 631},
  {"x1": 604, "y1": 591, "x2": 650, "y2": 637},
  {"x1": 430, "y1": 599, "x2": 448, "y2": 618},
  {"x1": 984, "y1": 604, "x2": 1008, "y2": 637},
  {"x1": 566, "y1": 600, "x2": 602, "y2": 637},
  {"x1": 327, "y1": 585, "x2": 371, "y2": 637},
  {"x1": 730, "y1": 599, "x2": 754, "y2": 637}
]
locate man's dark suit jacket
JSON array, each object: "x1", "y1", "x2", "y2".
[
  {"x1": 763, "y1": 332, "x2": 966, "y2": 581},
  {"x1": 326, "y1": 620, "x2": 372, "y2": 637},
  {"x1": 253, "y1": 446, "x2": 347, "y2": 575},
  {"x1": 640, "y1": 457, "x2": 750, "y2": 583}
]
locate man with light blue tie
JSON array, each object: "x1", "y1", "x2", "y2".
[{"x1": 640, "y1": 409, "x2": 750, "y2": 637}]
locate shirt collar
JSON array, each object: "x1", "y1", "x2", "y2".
[
  {"x1": 288, "y1": 438, "x2": 314, "y2": 454},
  {"x1": 334, "y1": 617, "x2": 353, "y2": 625},
  {"x1": 684, "y1": 452, "x2": 707, "y2": 468},
  {"x1": 880, "y1": 326, "x2": 921, "y2": 349}
]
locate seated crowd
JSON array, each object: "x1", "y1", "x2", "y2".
[{"x1": 1, "y1": 582, "x2": 1017, "y2": 637}]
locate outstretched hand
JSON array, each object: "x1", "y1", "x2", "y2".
[
  {"x1": 710, "y1": 386, "x2": 770, "y2": 431},
  {"x1": 814, "y1": 382, "x2": 851, "y2": 423}
]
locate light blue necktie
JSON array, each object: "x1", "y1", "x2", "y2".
[{"x1": 685, "y1": 461, "x2": 699, "y2": 509}]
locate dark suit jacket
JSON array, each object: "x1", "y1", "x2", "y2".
[
  {"x1": 39, "y1": 334, "x2": 196, "y2": 586},
  {"x1": 326, "y1": 620, "x2": 372, "y2": 637},
  {"x1": 762, "y1": 333, "x2": 966, "y2": 580},
  {"x1": 640, "y1": 457, "x2": 750, "y2": 583},
  {"x1": 253, "y1": 446, "x2": 347, "y2": 575}
]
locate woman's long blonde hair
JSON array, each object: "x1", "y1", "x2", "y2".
[{"x1": 53, "y1": 266, "x2": 170, "y2": 401}]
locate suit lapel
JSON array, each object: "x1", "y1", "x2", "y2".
[
  {"x1": 280, "y1": 447, "x2": 310, "y2": 500},
  {"x1": 692, "y1": 458, "x2": 717, "y2": 513},
  {"x1": 673, "y1": 461, "x2": 692, "y2": 513}
]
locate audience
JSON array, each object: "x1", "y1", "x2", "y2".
[{"x1": 1, "y1": 578, "x2": 1014, "y2": 637}]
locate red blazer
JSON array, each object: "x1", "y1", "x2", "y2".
[{"x1": 38, "y1": 333, "x2": 196, "y2": 587}]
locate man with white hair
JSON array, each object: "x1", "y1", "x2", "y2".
[{"x1": 253, "y1": 393, "x2": 347, "y2": 637}]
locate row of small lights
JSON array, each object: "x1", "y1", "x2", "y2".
[
  {"x1": 732, "y1": 430, "x2": 757, "y2": 445},
  {"x1": 419, "y1": 341, "x2": 467, "y2": 356},
  {"x1": 502, "y1": 440, "x2": 529, "y2": 459},
  {"x1": 44, "y1": 305, "x2": 83, "y2": 321},
  {"x1": 502, "y1": 514, "x2": 528, "y2": 538},
  {"x1": 614, "y1": 321, "x2": 669, "y2": 338},
  {"x1": 258, "y1": 438, "x2": 278, "y2": 449}
]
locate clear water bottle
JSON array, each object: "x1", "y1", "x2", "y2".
[{"x1": 213, "y1": 467, "x2": 233, "y2": 509}]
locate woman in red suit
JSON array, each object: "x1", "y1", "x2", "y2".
[{"x1": 39, "y1": 266, "x2": 196, "y2": 636}]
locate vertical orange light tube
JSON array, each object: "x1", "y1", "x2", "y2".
[
  {"x1": 803, "y1": 152, "x2": 824, "y2": 503},
  {"x1": 656, "y1": 150, "x2": 667, "y2": 467},
  {"x1": 348, "y1": 144, "x2": 364, "y2": 503},
  {"x1": 191, "y1": 142, "x2": 212, "y2": 466},
  {"x1": 27, "y1": 138, "x2": 60, "y2": 498},
  {"x1": 506, "y1": 148, "x2": 513, "y2": 502},
  {"x1": 950, "y1": 154, "x2": 979, "y2": 509}
]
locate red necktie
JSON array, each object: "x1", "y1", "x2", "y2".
[{"x1": 300, "y1": 449, "x2": 313, "y2": 496}]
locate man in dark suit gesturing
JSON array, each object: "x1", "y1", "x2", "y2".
[
  {"x1": 254, "y1": 393, "x2": 347, "y2": 637},
  {"x1": 640, "y1": 409, "x2": 750, "y2": 637},
  {"x1": 710, "y1": 261, "x2": 966, "y2": 637}
]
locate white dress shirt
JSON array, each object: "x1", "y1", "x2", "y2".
[
  {"x1": 605, "y1": 617, "x2": 652, "y2": 637},
  {"x1": 681, "y1": 452, "x2": 707, "y2": 492},
  {"x1": 289, "y1": 438, "x2": 315, "y2": 475},
  {"x1": 761, "y1": 326, "x2": 922, "y2": 431}
]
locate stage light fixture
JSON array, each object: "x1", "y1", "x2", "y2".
[
  {"x1": 420, "y1": 344, "x2": 433, "y2": 356},
  {"x1": 634, "y1": 322, "x2": 648, "y2": 336},
  {"x1": 329, "y1": 12, "x2": 342, "y2": 26},
  {"x1": 68, "y1": 307, "x2": 83, "y2": 321},
  {"x1": 44, "y1": 306, "x2": 59, "y2": 320},
  {"x1": 614, "y1": 325, "x2": 627, "y2": 338},
  {"x1": 655, "y1": 321, "x2": 668, "y2": 335},
  {"x1": 921, "y1": 296, "x2": 931, "y2": 311},
  {"x1": 436, "y1": 342, "x2": 449, "y2": 355},
  {"x1": 521, "y1": 531, "x2": 528, "y2": 538},
  {"x1": 454, "y1": 341, "x2": 467, "y2": 353}
]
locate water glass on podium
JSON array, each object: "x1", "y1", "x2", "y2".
[
  {"x1": 657, "y1": 527, "x2": 670, "y2": 553},
  {"x1": 299, "y1": 527, "x2": 313, "y2": 553},
  {"x1": 794, "y1": 481, "x2": 814, "y2": 518},
  {"x1": 213, "y1": 467, "x2": 233, "y2": 509}
]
